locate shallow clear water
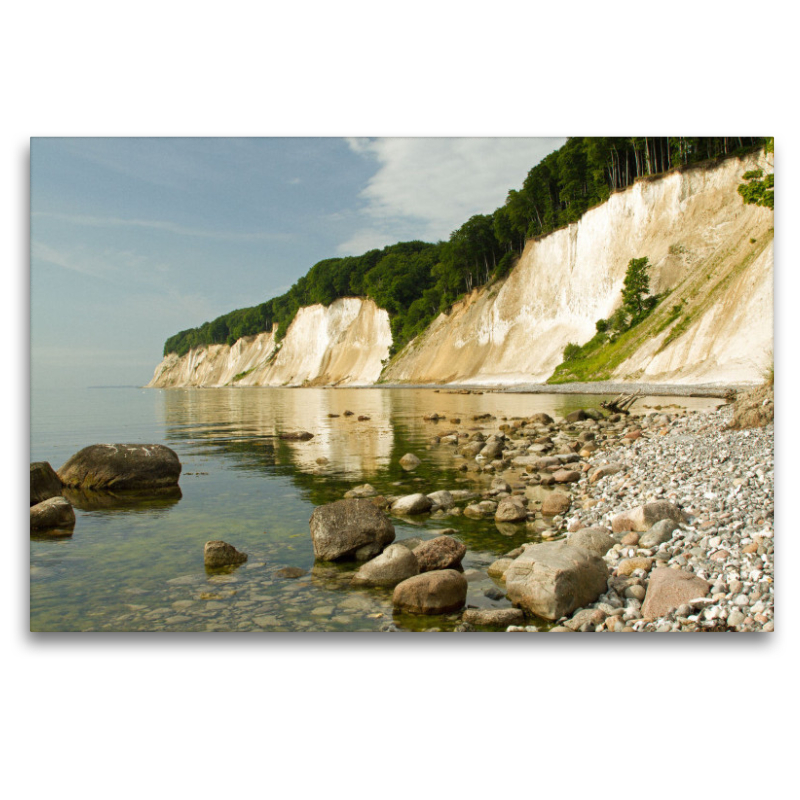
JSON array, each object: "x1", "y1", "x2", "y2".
[{"x1": 30, "y1": 386, "x2": 719, "y2": 632}]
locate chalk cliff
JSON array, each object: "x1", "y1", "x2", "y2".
[
  {"x1": 149, "y1": 151, "x2": 773, "y2": 389},
  {"x1": 147, "y1": 297, "x2": 391, "y2": 388},
  {"x1": 382, "y1": 151, "x2": 773, "y2": 386}
]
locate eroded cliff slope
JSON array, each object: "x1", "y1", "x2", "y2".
[
  {"x1": 382, "y1": 151, "x2": 773, "y2": 386},
  {"x1": 148, "y1": 298, "x2": 391, "y2": 388},
  {"x1": 149, "y1": 151, "x2": 772, "y2": 389}
]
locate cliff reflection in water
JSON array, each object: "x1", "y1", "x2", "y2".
[
  {"x1": 158, "y1": 387, "x2": 394, "y2": 478},
  {"x1": 156, "y1": 386, "x2": 720, "y2": 482}
]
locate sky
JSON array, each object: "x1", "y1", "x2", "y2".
[{"x1": 30, "y1": 136, "x2": 565, "y2": 389}]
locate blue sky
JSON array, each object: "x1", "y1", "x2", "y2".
[{"x1": 31, "y1": 137, "x2": 565, "y2": 388}]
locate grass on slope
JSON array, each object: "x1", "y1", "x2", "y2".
[{"x1": 547, "y1": 229, "x2": 773, "y2": 384}]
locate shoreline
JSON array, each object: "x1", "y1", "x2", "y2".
[
  {"x1": 143, "y1": 380, "x2": 750, "y2": 399},
  {"x1": 417, "y1": 390, "x2": 774, "y2": 632}
]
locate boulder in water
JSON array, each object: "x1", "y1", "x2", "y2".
[{"x1": 58, "y1": 444, "x2": 181, "y2": 491}]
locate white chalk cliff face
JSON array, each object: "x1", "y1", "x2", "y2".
[
  {"x1": 383, "y1": 151, "x2": 773, "y2": 386},
  {"x1": 149, "y1": 152, "x2": 773, "y2": 389},
  {"x1": 147, "y1": 298, "x2": 391, "y2": 388}
]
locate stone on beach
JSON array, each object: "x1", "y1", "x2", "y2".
[
  {"x1": 30, "y1": 496, "x2": 75, "y2": 532},
  {"x1": 58, "y1": 443, "x2": 182, "y2": 491},
  {"x1": 568, "y1": 527, "x2": 615, "y2": 557},
  {"x1": 504, "y1": 541, "x2": 609, "y2": 620},
  {"x1": 204, "y1": 540, "x2": 248, "y2": 568},
  {"x1": 351, "y1": 543, "x2": 420, "y2": 587},
  {"x1": 392, "y1": 570, "x2": 468, "y2": 614},
  {"x1": 641, "y1": 567, "x2": 710, "y2": 620},
  {"x1": 589, "y1": 463, "x2": 623, "y2": 483},
  {"x1": 310, "y1": 498, "x2": 395, "y2": 561},
  {"x1": 638, "y1": 518, "x2": 680, "y2": 548},
  {"x1": 611, "y1": 501, "x2": 687, "y2": 533}
]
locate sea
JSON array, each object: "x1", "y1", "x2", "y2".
[{"x1": 29, "y1": 385, "x2": 719, "y2": 632}]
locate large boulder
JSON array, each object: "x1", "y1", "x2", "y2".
[
  {"x1": 391, "y1": 493, "x2": 433, "y2": 516},
  {"x1": 412, "y1": 536, "x2": 466, "y2": 572},
  {"x1": 351, "y1": 544, "x2": 420, "y2": 587},
  {"x1": 30, "y1": 496, "x2": 75, "y2": 532},
  {"x1": 310, "y1": 498, "x2": 395, "y2": 561},
  {"x1": 204, "y1": 540, "x2": 248, "y2": 568},
  {"x1": 611, "y1": 501, "x2": 687, "y2": 533},
  {"x1": 529, "y1": 413, "x2": 554, "y2": 425},
  {"x1": 392, "y1": 570, "x2": 468, "y2": 614},
  {"x1": 30, "y1": 462, "x2": 63, "y2": 506},
  {"x1": 58, "y1": 444, "x2": 181, "y2": 491},
  {"x1": 504, "y1": 541, "x2": 609, "y2": 620},
  {"x1": 568, "y1": 526, "x2": 615, "y2": 557},
  {"x1": 641, "y1": 568, "x2": 710, "y2": 620}
]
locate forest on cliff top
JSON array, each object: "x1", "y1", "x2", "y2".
[{"x1": 163, "y1": 137, "x2": 767, "y2": 359}]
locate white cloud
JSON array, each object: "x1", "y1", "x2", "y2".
[{"x1": 339, "y1": 137, "x2": 565, "y2": 254}]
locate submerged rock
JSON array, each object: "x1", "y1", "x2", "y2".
[
  {"x1": 30, "y1": 496, "x2": 75, "y2": 533},
  {"x1": 204, "y1": 540, "x2": 248, "y2": 568},
  {"x1": 58, "y1": 443, "x2": 181, "y2": 491},
  {"x1": 275, "y1": 567, "x2": 307, "y2": 578},
  {"x1": 462, "y1": 608, "x2": 525, "y2": 627},
  {"x1": 344, "y1": 483, "x2": 377, "y2": 499},
  {"x1": 310, "y1": 498, "x2": 395, "y2": 561},
  {"x1": 399, "y1": 453, "x2": 422, "y2": 470},
  {"x1": 392, "y1": 570, "x2": 468, "y2": 614},
  {"x1": 30, "y1": 462, "x2": 62, "y2": 506},
  {"x1": 488, "y1": 558, "x2": 515, "y2": 580}
]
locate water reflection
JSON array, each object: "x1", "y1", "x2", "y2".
[
  {"x1": 157, "y1": 386, "x2": 718, "y2": 483},
  {"x1": 63, "y1": 486, "x2": 183, "y2": 513}
]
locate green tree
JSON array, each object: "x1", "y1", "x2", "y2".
[
  {"x1": 738, "y1": 138, "x2": 774, "y2": 209},
  {"x1": 622, "y1": 257, "x2": 651, "y2": 320}
]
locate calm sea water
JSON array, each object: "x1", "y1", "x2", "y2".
[{"x1": 30, "y1": 386, "x2": 719, "y2": 632}]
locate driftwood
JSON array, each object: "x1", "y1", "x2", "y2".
[{"x1": 600, "y1": 391, "x2": 642, "y2": 415}]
